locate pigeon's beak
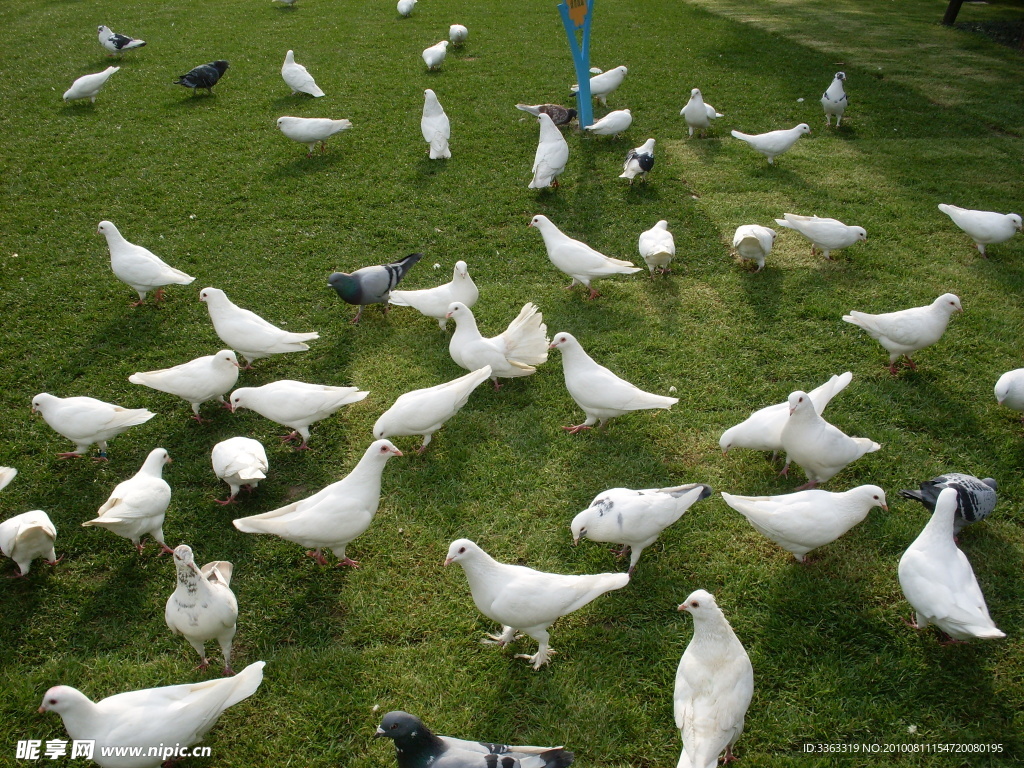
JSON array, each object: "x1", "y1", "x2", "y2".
[
  {"x1": 547, "y1": 341, "x2": 559, "y2": 350},
  {"x1": 443, "y1": 556, "x2": 454, "y2": 566},
  {"x1": 677, "y1": 603, "x2": 688, "y2": 612},
  {"x1": 38, "y1": 706, "x2": 46, "y2": 714},
  {"x1": 788, "y1": 406, "x2": 796, "y2": 416},
  {"x1": 164, "y1": 456, "x2": 173, "y2": 465},
  {"x1": 444, "y1": 311, "x2": 453, "y2": 319},
  {"x1": 392, "y1": 448, "x2": 404, "y2": 457},
  {"x1": 881, "y1": 504, "x2": 889, "y2": 512},
  {"x1": 374, "y1": 727, "x2": 386, "y2": 738}
]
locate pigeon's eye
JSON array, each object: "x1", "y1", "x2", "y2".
[
  {"x1": 390, "y1": 723, "x2": 398, "y2": 730},
  {"x1": 690, "y1": 601, "x2": 699, "y2": 608},
  {"x1": 49, "y1": 698, "x2": 57, "y2": 705},
  {"x1": 380, "y1": 446, "x2": 388, "y2": 453},
  {"x1": 458, "y1": 547, "x2": 466, "y2": 554}
]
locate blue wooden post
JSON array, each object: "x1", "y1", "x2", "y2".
[{"x1": 557, "y1": 0, "x2": 595, "y2": 128}]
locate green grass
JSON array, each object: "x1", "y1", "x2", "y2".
[{"x1": 1, "y1": 0, "x2": 1023, "y2": 766}]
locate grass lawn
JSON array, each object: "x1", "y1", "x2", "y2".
[{"x1": 1, "y1": 0, "x2": 1022, "y2": 765}]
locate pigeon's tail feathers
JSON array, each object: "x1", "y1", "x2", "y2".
[
  {"x1": 501, "y1": 303, "x2": 549, "y2": 367},
  {"x1": 662, "y1": 483, "x2": 714, "y2": 502},
  {"x1": 516, "y1": 104, "x2": 542, "y2": 116},
  {"x1": 841, "y1": 312, "x2": 870, "y2": 331},
  {"x1": 629, "y1": 392, "x2": 678, "y2": 411},
  {"x1": 205, "y1": 660, "x2": 265, "y2": 709},
  {"x1": 899, "y1": 488, "x2": 927, "y2": 505},
  {"x1": 283, "y1": 331, "x2": 320, "y2": 345},
  {"x1": 532, "y1": 748, "x2": 575, "y2": 768},
  {"x1": 394, "y1": 252, "x2": 424, "y2": 280},
  {"x1": 428, "y1": 135, "x2": 451, "y2": 159},
  {"x1": 730, "y1": 130, "x2": 750, "y2": 141},
  {"x1": 591, "y1": 571, "x2": 632, "y2": 594},
  {"x1": 852, "y1": 438, "x2": 881, "y2": 455},
  {"x1": 113, "y1": 408, "x2": 157, "y2": 429},
  {"x1": 238, "y1": 466, "x2": 267, "y2": 482},
  {"x1": 164, "y1": 268, "x2": 196, "y2": 286},
  {"x1": 0, "y1": 467, "x2": 17, "y2": 492},
  {"x1": 774, "y1": 217, "x2": 797, "y2": 230},
  {"x1": 200, "y1": 560, "x2": 234, "y2": 586}
]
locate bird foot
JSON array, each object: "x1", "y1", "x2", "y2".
[
  {"x1": 793, "y1": 481, "x2": 818, "y2": 491},
  {"x1": 222, "y1": 666, "x2": 236, "y2": 676},
  {"x1": 213, "y1": 495, "x2": 237, "y2": 506},
  {"x1": 415, "y1": 444, "x2": 428, "y2": 455},
  {"x1": 335, "y1": 557, "x2": 361, "y2": 569},
  {"x1": 55, "y1": 452, "x2": 83, "y2": 460},
  {"x1": 722, "y1": 745, "x2": 739, "y2": 764},
  {"x1": 905, "y1": 358, "x2": 918, "y2": 371},
  {"x1": 901, "y1": 616, "x2": 920, "y2": 630},
  {"x1": 305, "y1": 549, "x2": 329, "y2": 566},
  {"x1": 152, "y1": 289, "x2": 167, "y2": 303},
  {"x1": 135, "y1": 543, "x2": 146, "y2": 554},
  {"x1": 195, "y1": 659, "x2": 211, "y2": 671},
  {"x1": 129, "y1": 298, "x2": 146, "y2": 307},
  {"x1": 515, "y1": 649, "x2": 556, "y2": 670},
  {"x1": 888, "y1": 363, "x2": 901, "y2": 376},
  {"x1": 7, "y1": 569, "x2": 27, "y2": 579},
  {"x1": 938, "y1": 634, "x2": 968, "y2": 647},
  {"x1": 157, "y1": 543, "x2": 175, "y2": 556},
  {"x1": 585, "y1": 288, "x2": 602, "y2": 300},
  {"x1": 491, "y1": 380, "x2": 503, "y2": 391},
  {"x1": 46, "y1": 555, "x2": 65, "y2": 566},
  {"x1": 190, "y1": 414, "x2": 210, "y2": 424},
  {"x1": 610, "y1": 545, "x2": 630, "y2": 559},
  {"x1": 481, "y1": 630, "x2": 520, "y2": 647},
  {"x1": 562, "y1": 424, "x2": 592, "y2": 435}
]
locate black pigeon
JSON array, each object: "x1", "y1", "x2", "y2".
[
  {"x1": 515, "y1": 104, "x2": 577, "y2": 127},
  {"x1": 900, "y1": 473, "x2": 997, "y2": 535},
  {"x1": 174, "y1": 60, "x2": 229, "y2": 95},
  {"x1": 375, "y1": 711, "x2": 574, "y2": 768},
  {"x1": 620, "y1": 138, "x2": 655, "y2": 184},
  {"x1": 328, "y1": 253, "x2": 423, "y2": 323}
]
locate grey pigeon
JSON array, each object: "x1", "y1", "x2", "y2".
[
  {"x1": 97, "y1": 25, "x2": 145, "y2": 55},
  {"x1": 174, "y1": 60, "x2": 229, "y2": 95},
  {"x1": 375, "y1": 711, "x2": 574, "y2": 768},
  {"x1": 619, "y1": 138, "x2": 655, "y2": 184},
  {"x1": 515, "y1": 103, "x2": 577, "y2": 126},
  {"x1": 821, "y1": 72, "x2": 848, "y2": 127},
  {"x1": 899, "y1": 473, "x2": 997, "y2": 535},
  {"x1": 328, "y1": 253, "x2": 423, "y2": 323}
]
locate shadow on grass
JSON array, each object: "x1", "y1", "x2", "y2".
[{"x1": 268, "y1": 151, "x2": 347, "y2": 179}]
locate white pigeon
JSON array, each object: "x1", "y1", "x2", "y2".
[
  {"x1": 995, "y1": 368, "x2": 1024, "y2": 416},
  {"x1": 571, "y1": 484, "x2": 712, "y2": 573},
  {"x1": 0, "y1": 510, "x2": 59, "y2": 577},
  {"x1": 129, "y1": 350, "x2": 239, "y2": 421},
  {"x1": 97, "y1": 25, "x2": 146, "y2": 55},
  {"x1": 528, "y1": 113, "x2": 569, "y2": 189},
  {"x1": 397, "y1": 0, "x2": 416, "y2": 16},
  {"x1": 638, "y1": 219, "x2": 675, "y2": 276},
  {"x1": 422, "y1": 40, "x2": 449, "y2": 71},
  {"x1": 719, "y1": 372, "x2": 853, "y2": 471},
  {"x1": 620, "y1": 138, "x2": 655, "y2": 183},
  {"x1": 821, "y1": 71, "x2": 848, "y2": 127},
  {"x1": 421, "y1": 88, "x2": 451, "y2": 159},
  {"x1": 722, "y1": 485, "x2": 887, "y2": 562},
  {"x1": 680, "y1": 88, "x2": 723, "y2": 137},
  {"x1": 774, "y1": 213, "x2": 866, "y2": 260},
  {"x1": 97, "y1": 220, "x2": 195, "y2": 305},
  {"x1": 63, "y1": 66, "x2": 119, "y2": 103},
  {"x1": 229, "y1": 380, "x2": 369, "y2": 449},
  {"x1": 444, "y1": 538, "x2": 630, "y2": 669},
  {"x1": 281, "y1": 50, "x2": 325, "y2": 97},
  {"x1": 446, "y1": 302, "x2": 548, "y2": 389},
  {"x1": 273, "y1": 0, "x2": 298, "y2": 5},
  {"x1": 570, "y1": 65, "x2": 628, "y2": 106},
  {"x1": 449, "y1": 24, "x2": 468, "y2": 44},
  {"x1": 842, "y1": 293, "x2": 962, "y2": 374},
  {"x1": 40, "y1": 661, "x2": 265, "y2": 768},
  {"x1": 31, "y1": 393, "x2": 155, "y2": 460},
  {"x1": 165, "y1": 545, "x2": 238, "y2": 675},
  {"x1": 388, "y1": 260, "x2": 478, "y2": 328},
  {"x1": 277, "y1": 116, "x2": 352, "y2": 156},
  {"x1": 938, "y1": 204, "x2": 1021, "y2": 256},
  {"x1": 779, "y1": 390, "x2": 880, "y2": 489},
  {"x1": 373, "y1": 366, "x2": 492, "y2": 452},
  {"x1": 233, "y1": 439, "x2": 402, "y2": 567},
  {"x1": 731, "y1": 225, "x2": 777, "y2": 272},
  {"x1": 83, "y1": 448, "x2": 174, "y2": 554},
  {"x1": 0, "y1": 467, "x2": 16, "y2": 492},
  {"x1": 730, "y1": 123, "x2": 810, "y2": 164},
  {"x1": 529, "y1": 214, "x2": 641, "y2": 299},
  {"x1": 548, "y1": 331, "x2": 678, "y2": 433},
  {"x1": 582, "y1": 108, "x2": 632, "y2": 137},
  {"x1": 898, "y1": 487, "x2": 1005, "y2": 641},
  {"x1": 211, "y1": 437, "x2": 269, "y2": 505},
  {"x1": 199, "y1": 287, "x2": 319, "y2": 367},
  {"x1": 675, "y1": 590, "x2": 754, "y2": 768}
]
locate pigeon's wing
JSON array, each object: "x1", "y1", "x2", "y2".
[
  {"x1": 93, "y1": 481, "x2": 168, "y2": 522},
  {"x1": 843, "y1": 306, "x2": 931, "y2": 347},
  {"x1": 98, "y1": 662, "x2": 263, "y2": 748},
  {"x1": 491, "y1": 569, "x2": 628, "y2": 628},
  {"x1": 807, "y1": 372, "x2": 853, "y2": 415},
  {"x1": 567, "y1": 363, "x2": 664, "y2": 412},
  {"x1": 283, "y1": 63, "x2": 322, "y2": 95}
]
